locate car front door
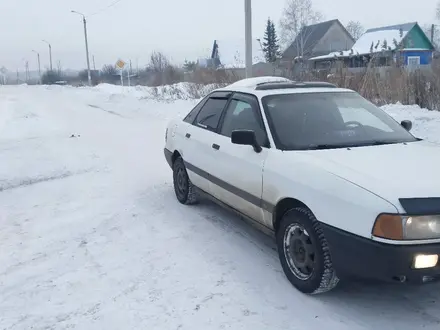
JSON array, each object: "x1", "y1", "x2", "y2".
[
  {"x1": 181, "y1": 92, "x2": 231, "y2": 194},
  {"x1": 208, "y1": 93, "x2": 270, "y2": 227}
]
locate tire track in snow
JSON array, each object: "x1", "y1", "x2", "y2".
[
  {"x1": 0, "y1": 168, "x2": 95, "y2": 192},
  {"x1": 88, "y1": 104, "x2": 125, "y2": 117}
]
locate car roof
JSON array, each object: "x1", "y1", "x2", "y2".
[{"x1": 213, "y1": 76, "x2": 355, "y2": 97}]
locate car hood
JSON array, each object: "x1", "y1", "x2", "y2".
[{"x1": 300, "y1": 140, "x2": 440, "y2": 206}]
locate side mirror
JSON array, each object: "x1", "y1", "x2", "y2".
[
  {"x1": 401, "y1": 120, "x2": 412, "y2": 131},
  {"x1": 231, "y1": 130, "x2": 262, "y2": 153}
]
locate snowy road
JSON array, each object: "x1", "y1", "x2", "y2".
[{"x1": 1, "y1": 85, "x2": 440, "y2": 329}]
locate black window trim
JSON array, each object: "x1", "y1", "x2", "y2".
[
  {"x1": 191, "y1": 91, "x2": 233, "y2": 132},
  {"x1": 183, "y1": 91, "x2": 234, "y2": 125},
  {"x1": 183, "y1": 95, "x2": 209, "y2": 123},
  {"x1": 217, "y1": 91, "x2": 271, "y2": 149}
]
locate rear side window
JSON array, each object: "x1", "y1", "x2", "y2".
[{"x1": 194, "y1": 98, "x2": 228, "y2": 131}]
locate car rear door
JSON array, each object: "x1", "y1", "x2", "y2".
[
  {"x1": 207, "y1": 92, "x2": 271, "y2": 227},
  {"x1": 180, "y1": 91, "x2": 231, "y2": 194}
]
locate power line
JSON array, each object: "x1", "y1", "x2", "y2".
[{"x1": 88, "y1": 0, "x2": 125, "y2": 17}]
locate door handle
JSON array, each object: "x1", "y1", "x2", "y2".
[
  {"x1": 212, "y1": 143, "x2": 220, "y2": 150},
  {"x1": 185, "y1": 133, "x2": 191, "y2": 138}
]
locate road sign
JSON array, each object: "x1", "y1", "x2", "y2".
[{"x1": 115, "y1": 59, "x2": 126, "y2": 69}]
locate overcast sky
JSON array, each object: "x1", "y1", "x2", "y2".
[{"x1": 0, "y1": 0, "x2": 438, "y2": 71}]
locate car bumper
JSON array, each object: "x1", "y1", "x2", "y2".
[
  {"x1": 321, "y1": 223, "x2": 440, "y2": 283},
  {"x1": 164, "y1": 148, "x2": 173, "y2": 168}
]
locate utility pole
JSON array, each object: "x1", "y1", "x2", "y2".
[
  {"x1": 25, "y1": 61, "x2": 30, "y2": 83},
  {"x1": 21, "y1": 58, "x2": 29, "y2": 83},
  {"x1": 128, "y1": 60, "x2": 132, "y2": 86},
  {"x1": 431, "y1": 24, "x2": 435, "y2": 44},
  {"x1": 93, "y1": 55, "x2": 96, "y2": 71},
  {"x1": 42, "y1": 40, "x2": 53, "y2": 71},
  {"x1": 244, "y1": 0, "x2": 253, "y2": 78},
  {"x1": 71, "y1": 10, "x2": 92, "y2": 86},
  {"x1": 32, "y1": 50, "x2": 42, "y2": 84}
]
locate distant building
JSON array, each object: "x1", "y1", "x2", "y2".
[
  {"x1": 281, "y1": 19, "x2": 355, "y2": 63},
  {"x1": 309, "y1": 22, "x2": 436, "y2": 70}
]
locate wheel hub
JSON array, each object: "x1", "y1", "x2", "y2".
[
  {"x1": 284, "y1": 224, "x2": 316, "y2": 280},
  {"x1": 175, "y1": 167, "x2": 187, "y2": 197}
]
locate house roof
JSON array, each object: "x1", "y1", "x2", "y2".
[
  {"x1": 354, "y1": 22, "x2": 416, "y2": 53},
  {"x1": 211, "y1": 39, "x2": 265, "y2": 69},
  {"x1": 309, "y1": 22, "x2": 425, "y2": 60},
  {"x1": 282, "y1": 19, "x2": 345, "y2": 58}
]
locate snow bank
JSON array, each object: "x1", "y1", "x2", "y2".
[
  {"x1": 93, "y1": 82, "x2": 220, "y2": 102},
  {"x1": 381, "y1": 103, "x2": 440, "y2": 143}
]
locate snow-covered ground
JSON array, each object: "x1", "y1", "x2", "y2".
[{"x1": 1, "y1": 84, "x2": 440, "y2": 330}]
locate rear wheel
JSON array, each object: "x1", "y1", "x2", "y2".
[
  {"x1": 172, "y1": 156, "x2": 199, "y2": 205},
  {"x1": 276, "y1": 207, "x2": 339, "y2": 294}
]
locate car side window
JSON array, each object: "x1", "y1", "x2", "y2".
[
  {"x1": 194, "y1": 97, "x2": 228, "y2": 131},
  {"x1": 183, "y1": 97, "x2": 207, "y2": 123},
  {"x1": 220, "y1": 99, "x2": 268, "y2": 147}
]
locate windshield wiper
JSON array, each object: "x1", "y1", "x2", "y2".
[
  {"x1": 302, "y1": 141, "x2": 398, "y2": 150},
  {"x1": 355, "y1": 140, "x2": 399, "y2": 147},
  {"x1": 302, "y1": 144, "x2": 350, "y2": 150}
]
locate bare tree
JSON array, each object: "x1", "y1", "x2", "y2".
[
  {"x1": 148, "y1": 51, "x2": 170, "y2": 73},
  {"x1": 100, "y1": 64, "x2": 119, "y2": 84},
  {"x1": 279, "y1": 0, "x2": 323, "y2": 53},
  {"x1": 437, "y1": 0, "x2": 440, "y2": 20},
  {"x1": 346, "y1": 21, "x2": 364, "y2": 40},
  {"x1": 147, "y1": 51, "x2": 183, "y2": 86},
  {"x1": 422, "y1": 24, "x2": 439, "y2": 48}
]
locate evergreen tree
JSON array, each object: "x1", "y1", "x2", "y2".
[
  {"x1": 270, "y1": 20, "x2": 281, "y2": 59},
  {"x1": 262, "y1": 19, "x2": 272, "y2": 62},
  {"x1": 262, "y1": 18, "x2": 281, "y2": 63}
]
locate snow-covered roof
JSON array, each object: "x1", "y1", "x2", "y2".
[
  {"x1": 214, "y1": 39, "x2": 265, "y2": 69},
  {"x1": 309, "y1": 22, "x2": 418, "y2": 60},
  {"x1": 226, "y1": 76, "x2": 292, "y2": 89}
]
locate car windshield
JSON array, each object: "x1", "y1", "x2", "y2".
[{"x1": 261, "y1": 91, "x2": 417, "y2": 150}]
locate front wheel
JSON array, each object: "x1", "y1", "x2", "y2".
[
  {"x1": 172, "y1": 156, "x2": 199, "y2": 205},
  {"x1": 276, "y1": 207, "x2": 339, "y2": 294}
]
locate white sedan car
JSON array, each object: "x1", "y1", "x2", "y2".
[{"x1": 164, "y1": 77, "x2": 440, "y2": 294}]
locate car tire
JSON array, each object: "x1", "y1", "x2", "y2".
[
  {"x1": 276, "y1": 207, "x2": 339, "y2": 294},
  {"x1": 172, "y1": 156, "x2": 199, "y2": 205}
]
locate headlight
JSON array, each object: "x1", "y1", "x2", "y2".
[
  {"x1": 405, "y1": 216, "x2": 440, "y2": 240},
  {"x1": 372, "y1": 214, "x2": 440, "y2": 240}
]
